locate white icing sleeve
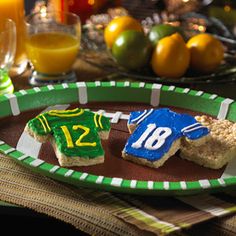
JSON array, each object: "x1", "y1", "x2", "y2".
[
  {"x1": 129, "y1": 109, "x2": 153, "y2": 126},
  {"x1": 181, "y1": 123, "x2": 207, "y2": 140}
]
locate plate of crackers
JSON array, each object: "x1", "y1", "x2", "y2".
[{"x1": 0, "y1": 81, "x2": 235, "y2": 195}]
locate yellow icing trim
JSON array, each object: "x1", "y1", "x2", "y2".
[
  {"x1": 61, "y1": 126, "x2": 74, "y2": 148},
  {"x1": 41, "y1": 114, "x2": 51, "y2": 132},
  {"x1": 73, "y1": 125, "x2": 97, "y2": 147},
  {"x1": 37, "y1": 116, "x2": 47, "y2": 133},
  {"x1": 48, "y1": 108, "x2": 84, "y2": 117},
  {"x1": 94, "y1": 113, "x2": 99, "y2": 127},
  {"x1": 98, "y1": 114, "x2": 104, "y2": 129}
]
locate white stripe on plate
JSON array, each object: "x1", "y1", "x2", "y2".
[
  {"x1": 16, "y1": 134, "x2": 42, "y2": 158},
  {"x1": 80, "y1": 173, "x2": 88, "y2": 180},
  {"x1": 139, "y1": 82, "x2": 145, "y2": 88},
  {"x1": 150, "y1": 84, "x2": 162, "y2": 107},
  {"x1": 62, "y1": 83, "x2": 69, "y2": 89},
  {"x1": 124, "y1": 81, "x2": 130, "y2": 87},
  {"x1": 147, "y1": 181, "x2": 154, "y2": 189},
  {"x1": 111, "y1": 111, "x2": 123, "y2": 123},
  {"x1": 33, "y1": 87, "x2": 41, "y2": 92},
  {"x1": 19, "y1": 90, "x2": 27, "y2": 95},
  {"x1": 77, "y1": 82, "x2": 87, "y2": 104},
  {"x1": 97, "y1": 111, "x2": 129, "y2": 120},
  {"x1": 97, "y1": 110, "x2": 105, "y2": 115},
  {"x1": 183, "y1": 88, "x2": 190, "y2": 94},
  {"x1": 49, "y1": 165, "x2": 60, "y2": 173},
  {"x1": 196, "y1": 91, "x2": 204, "y2": 96},
  {"x1": 95, "y1": 176, "x2": 104, "y2": 184},
  {"x1": 111, "y1": 177, "x2": 123, "y2": 187},
  {"x1": 180, "y1": 181, "x2": 187, "y2": 190},
  {"x1": 30, "y1": 159, "x2": 44, "y2": 167},
  {"x1": 65, "y1": 169, "x2": 74, "y2": 177},
  {"x1": 163, "y1": 181, "x2": 169, "y2": 190},
  {"x1": 17, "y1": 154, "x2": 28, "y2": 161},
  {"x1": 0, "y1": 140, "x2": 4, "y2": 145},
  {"x1": 168, "y1": 86, "x2": 175, "y2": 91},
  {"x1": 5, "y1": 94, "x2": 20, "y2": 116},
  {"x1": 130, "y1": 180, "x2": 137, "y2": 189},
  {"x1": 209, "y1": 94, "x2": 217, "y2": 100},
  {"x1": 217, "y1": 178, "x2": 226, "y2": 186},
  {"x1": 3, "y1": 148, "x2": 15, "y2": 155},
  {"x1": 47, "y1": 85, "x2": 54, "y2": 90},
  {"x1": 95, "y1": 81, "x2": 101, "y2": 87},
  {"x1": 217, "y1": 98, "x2": 234, "y2": 120},
  {"x1": 121, "y1": 114, "x2": 130, "y2": 120},
  {"x1": 199, "y1": 179, "x2": 211, "y2": 189},
  {"x1": 110, "y1": 81, "x2": 116, "y2": 86}
]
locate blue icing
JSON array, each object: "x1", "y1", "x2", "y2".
[{"x1": 125, "y1": 108, "x2": 209, "y2": 162}]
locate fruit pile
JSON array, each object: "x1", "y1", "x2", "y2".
[{"x1": 104, "y1": 15, "x2": 225, "y2": 78}]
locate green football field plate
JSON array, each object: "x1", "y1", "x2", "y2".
[{"x1": 0, "y1": 81, "x2": 235, "y2": 195}]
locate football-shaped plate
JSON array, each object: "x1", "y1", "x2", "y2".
[{"x1": 0, "y1": 81, "x2": 235, "y2": 195}]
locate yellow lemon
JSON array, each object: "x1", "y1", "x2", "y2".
[
  {"x1": 151, "y1": 33, "x2": 190, "y2": 78},
  {"x1": 187, "y1": 33, "x2": 224, "y2": 73}
]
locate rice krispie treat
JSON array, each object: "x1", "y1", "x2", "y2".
[{"x1": 180, "y1": 115, "x2": 236, "y2": 169}]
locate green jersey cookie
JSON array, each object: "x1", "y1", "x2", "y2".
[{"x1": 25, "y1": 108, "x2": 110, "y2": 167}]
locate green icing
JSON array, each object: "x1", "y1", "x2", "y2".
[{"x1": 27, "y1": 108, "x2": 110, "y2": 158}]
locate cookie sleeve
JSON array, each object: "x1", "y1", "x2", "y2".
[
  {"x1": 181, "y1": 114, "x2": 209, "y2": 140},
  {"x1": 93, "y1": 113, "x2": 110, "y2": 132},
  {"x1": 27, "y1": 114, "x2": 51, "y2": 136},
  {"x1": 129, "y1": 109, "x2": 156, "y2": 126}
]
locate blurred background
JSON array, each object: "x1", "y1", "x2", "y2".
[
  {"x1": 24, "y1": 0, "x2": 236, "y2": 30},
  {"x1": 5, "y1": 0, "x2": 236, "y2": 91}
]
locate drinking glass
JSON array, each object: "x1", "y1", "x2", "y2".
[
  {"x1": 0, "y1": 0, "x2": 28, "y2": 77},
  {"x1": 25, "y1": 11, "x2": 81, "y2": 85},
  {"x1": 0, "y1": 19, "x2": 16, "y2": 95}
]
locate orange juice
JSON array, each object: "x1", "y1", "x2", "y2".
[
  {"x1": 0, "y1": 0, "x2": 26, "y2": 67},
  {"x1": 26, "y1": 32, "x2": 79, "y2": 75}
]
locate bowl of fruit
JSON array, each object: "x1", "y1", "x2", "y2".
[{"x1": 81, "y1": 14, "x2": 236, "y2": 84}]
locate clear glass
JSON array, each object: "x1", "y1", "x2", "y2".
[
  {"x1": 25, "y1": 11, "x2": 81, "y2": 85},
  {"x1": 0, "y1": 0, "x2": 28, "y2": 77},
  {"x1": 0, "y1": 19, "x2": 16, "y2": 95}
]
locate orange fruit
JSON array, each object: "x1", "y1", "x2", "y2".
[
  {"x1": 151, "y1": 33, "x2": 190, "y2": 78},
  {"x1": 104, "y1": 15, "x2": 143, "y2": 49},
  {"x1": 187, "y1": 33, "x2": 224, "y2": 73}
]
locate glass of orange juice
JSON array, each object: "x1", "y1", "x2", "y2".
[
  {"x1": 0, "y1": 19, "x2": 16, "y2": 95},
  {"x1": 0, "y1": 0, "x2": 28, "y2": 77},
  {"x1": 25, "y1": 11, "x2": 81, "y2": 85}
]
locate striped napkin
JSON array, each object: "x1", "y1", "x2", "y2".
[{"x1": 1, "y1": 153, "x2": 236, "y2": 236}]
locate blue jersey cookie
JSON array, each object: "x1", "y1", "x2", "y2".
[{"x1": 122, "y1": 108, "x2": 209, "y2": 168}]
